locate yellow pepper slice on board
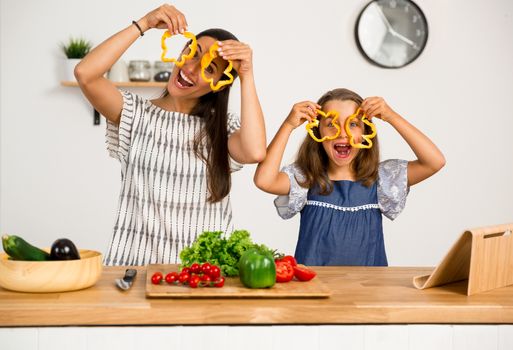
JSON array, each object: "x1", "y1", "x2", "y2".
[
  {"x1": 344, "y1": 108, "x2": 377, "y2": 149},
  {"x1": 200, "y1": 42, "x2": 234, "y2": 91},
  {"x1": 305, "y1": 110, "x2": 341, "y2": 143},
  {"x1": 161, "y1": 31, "x2": 197, "y2": 67}
]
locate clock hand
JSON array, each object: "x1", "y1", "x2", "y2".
[
  {"x1": 374, "y1": 4, "x2": 393, "y2": 31},
  {"x1": 374, "y1": 4, "x2": 420, "y2": 50},
  {"x1": 389, "y1": 29, "x2": 420, "y2": 50}
]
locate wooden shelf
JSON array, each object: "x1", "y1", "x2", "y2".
[
  {"x1": 61, "y1": 81, "x2": 167, "y2": 88},
  {"x1": 62, "y1": 80, "x2": 167, "y2": 125}
]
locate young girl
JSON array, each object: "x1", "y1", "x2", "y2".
[
  {"x1": 75, "y1": 4, "x2": 266, "y2": 266},
  {"x1": 254, "y1": 88, "x2": 445, "y2": 266}
]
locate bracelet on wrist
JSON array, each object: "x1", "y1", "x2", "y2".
[{"x1": 132, "y1": 20, "x2": 144, "y2": 37}]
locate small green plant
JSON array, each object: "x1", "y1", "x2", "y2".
[{"x1": 61, "y1": 38, "x2": 92, "y2": 59}]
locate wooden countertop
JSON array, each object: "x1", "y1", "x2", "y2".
[{"x1": 1, "y1": 266, "x2": 513, "y2": 326}]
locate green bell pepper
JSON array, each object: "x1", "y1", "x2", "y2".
[{"x1": 238, "y1": 248, "x2": 276, "y2": 289}]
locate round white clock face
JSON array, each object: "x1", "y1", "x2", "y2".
[{"x1": 356, "y1": 0, "x2": 428, "y2": 68}]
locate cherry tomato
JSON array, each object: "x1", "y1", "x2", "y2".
[
  {"x1": 276, "y1": 255, "x2": 297, "y2": 267},
  {"x1": 293, "y1": 264, "x2": 317, "y2": 281},
  {"x1": 200, "y1": 274, "x2": 212, "y2": 282},
  {"x1": 189, "y1": 275, "x2": 200, "y2": 288},
  {"x1": 178, "y1": 272, "x2": 190, "y2": 284},
  {"x1": 275, "y1": 261, "x2": 294, "y2": 283},
  {"x1": 190, "y1": 263, "x2": 201, "y2": 274},
  {"x1": 201, "y1": 262, "x2": 212, "y2": 276},
  {"x1": 151, "y1": 272, "x2": 163, "y2": 285},
  {"x1": 181, "y1": 267, "x2": 191, "y2": 274},
  {"x1": 213, "y1": 276, "x2": 225, "y2": 288},
  {"x1": 209, "y1": 265, "x2": 221, "y2": 279},
  {"x1": 165, "y1": 272, "x2": 179, "y2": 284}
]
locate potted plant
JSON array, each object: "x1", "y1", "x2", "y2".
[{"x1": 61, "y1": 37, "x2": 92, "y2": 81}]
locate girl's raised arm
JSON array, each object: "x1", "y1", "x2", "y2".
[
  {"x1": 361, "y1": 97, "x2": 446, "y2": 187},
  {"x1": 74, "y1": 4, "x2": 187, "y2": 124},
  {"x1": 254, "y1": 101, "x2": 319, "y2": 195}
]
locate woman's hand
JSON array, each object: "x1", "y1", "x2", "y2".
[
  {"x1": 138, "y1": 4, "x2": 188, "y2": 35},
  {"x1": 360, "y1": 96, "x2": 398, "y2": 123},
  {"x1": 284, "y1": 101, "x2": 321, "y2": 129},
  {"x1": 217, "y1": 40, "x2": 254, "y2": 80}
]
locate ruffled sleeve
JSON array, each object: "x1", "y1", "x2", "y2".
[
  {"x1": 377, "y1": 159, "x2": 410, "y2": 220},
  {"x1": 105, "y1": 90, "x2": 142, "y2": 166},
  {"x1": 273, "y1": 163, "x2": 309, "y2": 219},
  {"x1": 227, "y1": 112, "x2": 243, "y2": 172}
]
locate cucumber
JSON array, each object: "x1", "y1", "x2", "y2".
[{"x1": 2, "y1": 234, "x2": 51, "y2": 261}]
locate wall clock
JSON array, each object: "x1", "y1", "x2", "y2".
[{"x1": 355, "y1": 0, "x2": 428, "y2": 68}]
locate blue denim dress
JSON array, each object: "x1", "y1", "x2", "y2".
[{"x1": 274, "y1": 159, "x2": 409, "y2": 266}]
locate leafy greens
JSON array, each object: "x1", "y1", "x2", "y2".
[{"x1": 179, "y1": 230, "x2": 273, "y2": 276}]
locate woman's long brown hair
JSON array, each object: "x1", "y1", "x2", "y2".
[
  {"x1": 163, "y1": 28, "x2": 239, "y2": 202},
  {"x1": 295, "y1": 88, "x2": 380, "y2": 194}
]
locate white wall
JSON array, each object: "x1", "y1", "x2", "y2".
[{"x1": 1, "y1": 0, "x2": 512, "y2": 266}]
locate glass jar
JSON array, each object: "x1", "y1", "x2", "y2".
[
  {"x1": 128, "y1": 60, "x2": 151, "y2": 82},
  {"x1": 108, "y1": 59, "x2": 129, "y2": 82},
  {"x1": 153, "y1": 61, "x2": 173, "y2": 82}
]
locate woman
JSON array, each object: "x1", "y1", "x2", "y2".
[{"x1": 75, "y1": 4, "x2": 266, "y2": 265}]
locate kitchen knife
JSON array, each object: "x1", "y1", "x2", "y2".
[{"x1": 115, "y1": 268, "x2": 137, "y2": 291}]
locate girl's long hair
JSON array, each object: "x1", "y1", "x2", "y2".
[
  {"x1": 295, "y1": 88, "x2": 380, "y2": 194},
  {"x1": 163, "y1": 28, "x2": 239, "y2": 202}
]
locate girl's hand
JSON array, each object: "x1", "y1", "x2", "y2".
[
  {"x1": 138, "y1": 4, "x2": 188, "y2": 35},
  {"x1": 284, "y1": 101, "x2": 321, "y2": 129},
  {"x1": 217, "y1": 40, "x2": 253, "y2": 79},
  {"x1": 361, "y1": 96, "x2": 398, "y2": 123}
]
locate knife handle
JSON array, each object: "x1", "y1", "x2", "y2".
[{"x1": 123, "y1": 268, "x2": 137, "y2": 282}]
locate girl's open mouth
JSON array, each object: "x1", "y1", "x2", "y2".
[
  {"x1": 176, "y1": 70, "x2": 195, "y2": 88},
  {"x1": 333, "y1": 143, "x2": 351, "y2": 158}
]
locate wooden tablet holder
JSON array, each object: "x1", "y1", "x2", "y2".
[{"x1": 413, "y1": 223, "x2": 513, "y2": 295}]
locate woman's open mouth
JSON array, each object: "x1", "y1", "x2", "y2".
[
  {"x1": 333, "y1": 143, "x2": 351, "y2": 159},
  {"x1": 175, "y1": 70, "x2": 195, "y2": 88}
]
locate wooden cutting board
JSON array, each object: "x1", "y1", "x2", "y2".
[
  {"x1": 413, "y1": 222, "x2": 513, "y2": 295},
  {"x1": 145, "y1": 264, "x2": 331, "y2": 298}
]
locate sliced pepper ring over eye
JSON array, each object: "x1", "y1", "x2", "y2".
[
  {"x1": 161, "y1": 31, "x2": 197, "y2": 67},
  {"x1": 305, "y1": 110, "x2": 341, "y2": 143},
  {"x1": 344, "y1": 108, "x2": 377, "y2": 149},
  {"x1": 200, "y1": 42, "x2": 234, "y2": 91}
]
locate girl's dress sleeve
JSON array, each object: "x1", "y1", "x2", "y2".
[
  {"x1": 274, "y1": 163, "x2": 308, "y2": 219},
  {"x1": 105, "y1": 90, "x2": 141, "y2": 166},
  {"x1": 377, "y1": 159, "x2": 410, "y2": 220},
  {"x1": 227, "y1": 112, "x2": 243, "y2": 172}
]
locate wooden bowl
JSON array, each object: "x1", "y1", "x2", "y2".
[{"x1": 0, "y1": 250, "x2": 102, "y2": 293}]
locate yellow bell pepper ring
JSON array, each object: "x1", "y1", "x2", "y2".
[
  {"x1": 200, "y1": 42, "x2": 235, "y2": 91},
  {"x1": 161, "y1": 31, "x2": 198, "y2": 67},
  {"x1": 305, "y1": 110, "x2": 341, "y2": 143},
  {"x1": 344, "y1": 108, "x2": 377, "y2": 149}
]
